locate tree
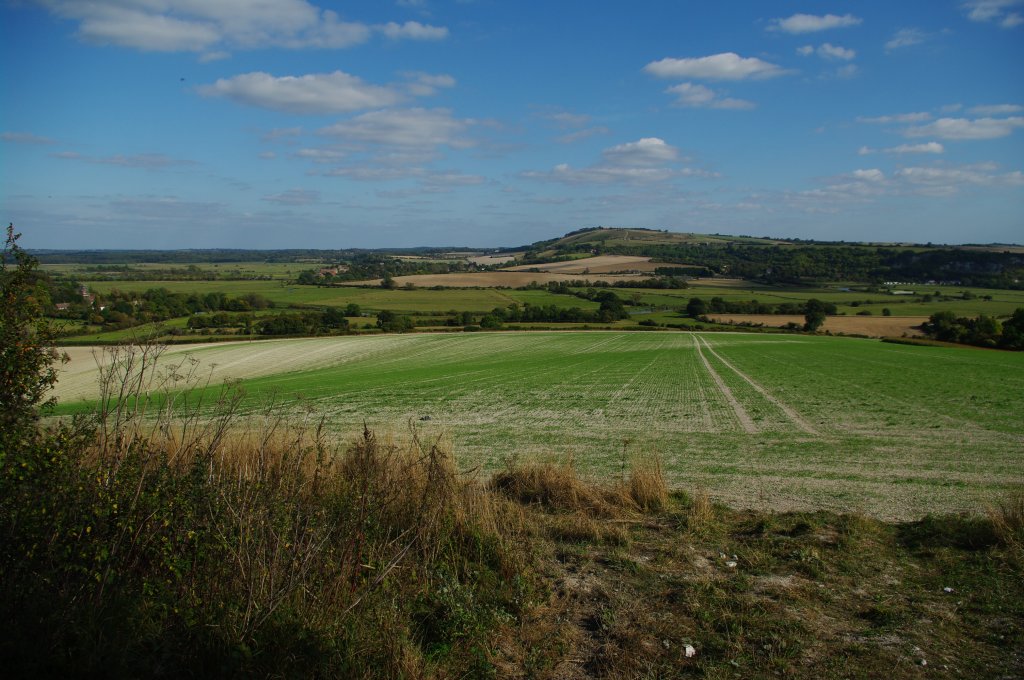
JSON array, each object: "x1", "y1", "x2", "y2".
[
  {"x1": 803, "y1": 298, "x2": 828, "y2": 332},
  {"x1": 686, "y1": 296, "x2": 708, "y2": 318},
  {"x1": 1, "y1": 224, "x2": 66, "y2": 446}
]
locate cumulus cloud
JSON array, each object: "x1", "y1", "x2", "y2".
[
  {"x1": 35, "y1": 0, "x2": 448, "y2": 53},
  {"x1": 644, "y1": 52, "x2": 786, "y2": 80},
  {"x1": 894, "y1": 163, "x2": 1024, "y2": 194},
  {"x1": 770, "y1": 13, "x2": 862, "y2": 34},
  {"x1": 885, "y1": 28, "x2": 927, "y2": 50},
  {"x1": 522, "y1": 137, "x2": 717, "y2": 185},
  {"x1": 818, "y1": 43, "x2": 856, "y2": 60},
  {"x1": 318, "y1": 108, "x2": 475, "y2": 149},
  {"x1": 858, "y1": 142, "x2": 945, "y2": 155},
  {"x1": 602, "y1": 138, "x2": 680, "y2": 166},
  {"x1": 962, "y1": 0, "x2": 1024, "y2": 27},
  {"x1": 200, "y1": 70, "x2": 451, "y2": 114},
  {"x1": 378, "y1": 21, "x2": 448, "y2": 40},
  {"x1": 968, "y1": 103, "x2": 1023, "y2": 115},
  {"x1": 664, "y1": 83, "x2": 754, "y2": 109},
  {"x1": 556, "y1": 127, "x2": 610, "y2": 144},
  {"x1": 401, "y1": 72, "x2": 456, "y2": 96},
  {"x1": 851, "y1": 168, "x2": 885, "y2": 182},
  {"x1": 1, "y1": 131, "x2": 55, "y2": 144},
  {"x1": 798, "y1": 43, "x2": 856, "y2": 60},
  {"x1": 904, "y1": 116, "x2": 1024, "y2": 140},
  {"x1": 857, "y1": 112, "x2": 932, "y2": 124}
]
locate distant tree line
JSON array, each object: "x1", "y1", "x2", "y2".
[
  {"x1": 523, "y1": 239, "x2": 1024, "y2": 289},
  {"x1": 50, "y1": 285, "x2": 276, "y2": 331},
  {"x1": 297, "y1": 253, "x2": 477, "y2": 285},
  {"x1": 922, "y1": 309, "x2": 1024, "y2": 350},
  {"x1": 684, "y1": 296, "x2": 838, "y2": 317}
]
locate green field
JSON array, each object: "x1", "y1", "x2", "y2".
[
  {"x1": 54, "y1": 332, "x2": 1024, "y2": 519},
  {"x1": 616, "y1": 282, "x2": 1024, "y2": 317},
  {"x1": 81, "y1": 279, "x2": 601, "y2": 314},
  {"x1": 41, "y1": 261, "x2": 302, "y2": 280}
]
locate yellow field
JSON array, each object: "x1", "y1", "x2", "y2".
[
  {"x1": 502, "y1": 255, "x2": 660, "y2": 274},
  {"x1": 342, "y1": 271, "x2": 651, "y2": 287},
  {"x1": 708, "y1": 314, "x2": 928, "y2": 337}
]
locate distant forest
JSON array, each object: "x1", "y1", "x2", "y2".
[{"x1": 31, "y1": 229, "x2": 1024, "y2": 289}]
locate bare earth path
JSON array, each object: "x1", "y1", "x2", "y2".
[
  {"x1": 691, "y1": 335, "x2": 757, "y2": 434},
  {"x1": 697, "y1": 336, "x2": 818, "y2": 436}
]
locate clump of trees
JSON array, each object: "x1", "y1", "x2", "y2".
[
  {"x1": 922, "y1": 309, "x2": 1024, "y2": 349},
  {"x1": 684, "y1": 296, "x2": 837, "y2": 320}
]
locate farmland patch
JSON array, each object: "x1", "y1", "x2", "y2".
[{"x1": 51, "y1": 332, "x2": 1024, "y2": 520}]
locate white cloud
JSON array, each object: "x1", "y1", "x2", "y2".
[
  {"x1": 401, "y1": 72, "x2": 456, "y2": 96},
  {"x1": 36, "y1": 1, "x2": 449, "y2": 52},
  {"x1": 198, "y1": 50, "x2": 230, "y2": 62},
  {"x1": 602, "y1": 138, "x2": 680, "y2": 166},
  {"x1": 523, "y1": 137, "x2": 716, "y2": 185},
  {"x1": 968, "y1": 103, "x2": 1023, "y2": 115},
  {"x1": 378, "y1": 21, "x2": 448, "y2": 40},
  {"x1": 318, "y1": 108, "x2": 474, "y2": 148},
  {"x1": 817, "y1": 43, "x2": 856, "y2": 60},
  {"x1": 644, "y1": 52, "x2": 786, "y2": 80},
  {"x1": 963, "y1": 0, "x2": 1024, "y2": 26},
  {"x1": 894, "y1": 163, "x2": 1024, "y2": 194},
  {"x1": 665, "y1": 83, "x2": 754, "y2": 109},
  {"x1": 885, "y1": 28, "x2": 927, "y2": 50},
  {"x1": 858, "y1": 142, "x2": 945, "y2": 155},
  {"x1": 263, "y1": 189, "x2": 320, "y2": 205},
  {"x1": 798, "y1": 44, "x2": 857, "y2": 65},
  {"x1": 769, "y1": 13, "x2": 862, "y2": 34},
  {"x1": 556, "y1": 127, "x2": 610, "y2": 144},
  {"x1": 904, "y1": 116, "x2": 1024, "y2": 140},
  {"x1": 851, "y1": 169, "x2": 885, "y2": 182},
  {"x1": 857, "y1": 112, "x2": 932, "y2": 124},
  {"x1": 200, "y1": 70, "x2": 451, "y2": 114},
  {"x1": 1, "y1": 131, "x2": 55, "y2": 144}
]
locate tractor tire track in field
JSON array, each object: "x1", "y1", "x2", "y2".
[
  {"x1": 691, "y1": 335, "x2": 757, "y2": 434},
  {"x1": 698, "y1": 336, "x2": 818, "y2": 436}
]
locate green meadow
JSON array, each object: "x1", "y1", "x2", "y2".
[{"x1": 54, "y1": 331, "x2": 1024, "y2": 520}]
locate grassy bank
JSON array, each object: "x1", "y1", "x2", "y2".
[{"x1": 3, "y1": 395, "x2": 1022, "y2": 677}]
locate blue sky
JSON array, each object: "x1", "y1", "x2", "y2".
[{"x1": 2, "y1": 1, "x2": 1022, "y2": 249}]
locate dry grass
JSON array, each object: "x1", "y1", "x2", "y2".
[
  {"x1": 626, "y1": 453, "x2": 669, "y2": 513},
  {"x1": 987, "y1": 489, "x2": 1024, "y2": 555}
]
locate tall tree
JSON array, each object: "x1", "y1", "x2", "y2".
[{"x1": 1, "y1": 224, "x2": 66, "y2": 446}]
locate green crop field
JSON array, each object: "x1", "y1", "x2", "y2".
[
  {"x1": 614, "y1": 283, "x2": 1024, "y2": 317},
  {"x1": 52, "y1": 331, "x2": 1024, "y2": 520},
  {"x1": 81, "y1": 279, "x2": 600, "y2": 313}
]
